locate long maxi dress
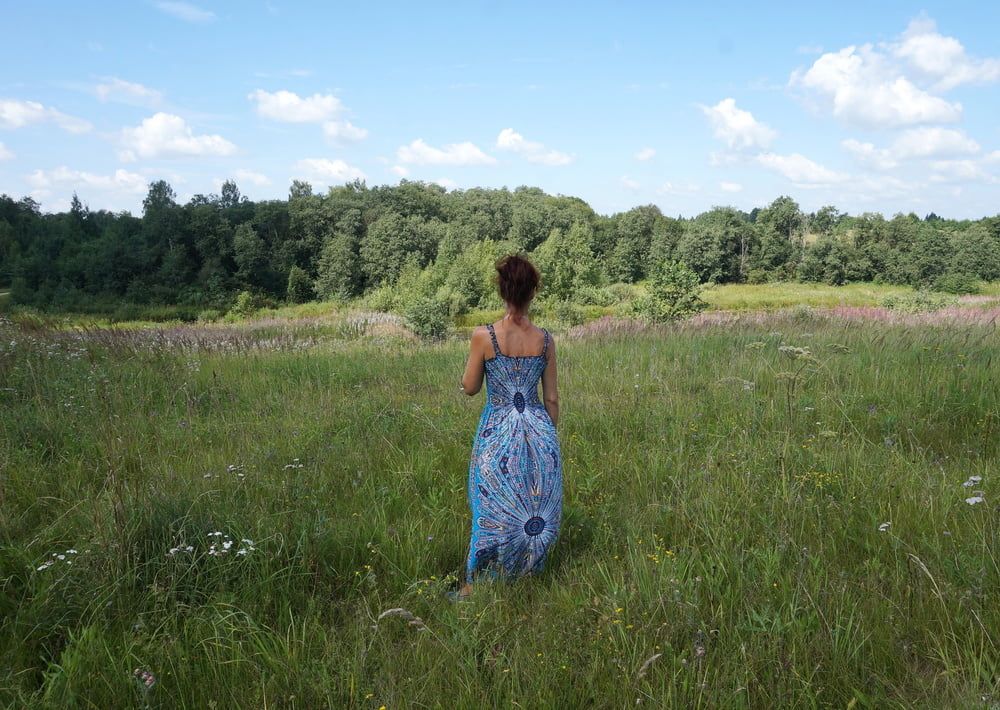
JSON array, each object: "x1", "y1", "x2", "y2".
[{"x1": 464, "y1": 323, "x2": 563, "y2": 585}]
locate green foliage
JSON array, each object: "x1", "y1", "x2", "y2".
[
  {"x1": 932, "y1": 272, "x2": 980, "y2": 295},
  {"x1": 1, "y1": 180, "x2": 999, "y2": 318},
  {"x1": 550, "y1": 298, "x2": 585, "y2": 326},
  {"x1": 532, "y1": 223, "x2": 601, "y2": 301},
  {"x1": 286, "y1": 266, "x2": 314, "y2": 304},
  {"x1": 632, "y1": 260, "x2": 707, "y2": 322},
  {"x1": 881, "y1": 290, "x2": 957, "y2": 312},
  {"x1": 227, "y1": 290, "x2": 259, "y2": 319},
  {"x1": 402, "y1": 293, "x2": 450, "y2": 339}
]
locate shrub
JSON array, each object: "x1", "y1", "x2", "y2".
[
  {"x1": 881, "y1": 291, "x2": 957, "y2": 313},
  {"x1": 403, "y1": 295, "x2": 451, "y2": 340},
  {"x1": 932, "y1": 272, "x2": 980, "y2": 295},
  {"x1": 551, "y1": 299, "x2": 585, "y2": 326},
  {"x1": 631, "y1": 260, "x2": 707, "y2": 323},
  {"x1": 286, "y1": 266, "x2": 314, "y2": 304},
  {"x1": 227, "y1": 290, "x2": 259, "y2": 320},
  {"x1": 575, "y1": 285, "x2": 616, "y2": 307},
  {"x1": 746, "y1": 268, "x2": 770, "y2": 284}
]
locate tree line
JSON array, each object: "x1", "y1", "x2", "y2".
[{"x1": 1, "y1": 179, "x2": 998, "y2": 318}]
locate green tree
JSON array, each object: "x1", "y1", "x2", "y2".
[
  {"x1": 532, "y1": 222, "x2": 601, "y2": 300},
  {"x1": 632, "y1": 260, "x2": 706, "y2": 322}
]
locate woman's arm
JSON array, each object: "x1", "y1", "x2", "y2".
[
  {"x1": 460, "y1": 327, "x2": 488, "y2": 395},
  {"x1": 541, "y1": 336, "x2": 559, "y2": 427}
]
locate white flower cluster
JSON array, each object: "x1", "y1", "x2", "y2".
[
  {"x1": 962, "y1": 475, "x2": 985, "y2": 505},
  {"x1": 206, "y1": 532, "x2": 255, "y2": 557},
  {"x1": 283, "y1": 458, "x2": 304, "y2": 470},
  {"x1": 36, "y1": 548, "x2": 79, "y2": 571}
]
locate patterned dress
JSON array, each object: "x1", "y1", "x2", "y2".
[{"x1": 465, "y1": 323, "x2": 563, "y2": 585}]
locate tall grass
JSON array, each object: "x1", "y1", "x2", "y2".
[{"x1": 0, "y1": 310, "x2": 997, "y2": 707}]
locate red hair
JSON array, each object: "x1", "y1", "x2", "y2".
[{"x1": 495, "y1": 254, "x2": 540, "y2": 309}]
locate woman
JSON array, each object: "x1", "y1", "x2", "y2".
[{"x1": 454, "y1": 254, "x2": 562, "y2": 599}]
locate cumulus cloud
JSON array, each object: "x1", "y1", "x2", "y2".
[
  {"x1": 843, "y1": 128, "x2": 981, "y2": 170},
  {"x1": 248, "y1": 89, "x2": 343, "y2": 123},
  {"x1": 433, "y1": 177, "x2": 457, "y2": 190},
  {"x1": 397, "y1": 138, "x2": 495, "y2": 166},
  {"x1": 390, "y1": 165, "x2": 409, "y2": 177},
  {"x1": 0, "y1": 98, "x2": 91, "y2": 133},
  {"x1": 927, "y1": 159, "x2": 995, "y2": 184},
  {"x1": 700, "y1": 98, "x2": 776, "y2": 151},
  {"x1": 26, "y1": 166, "x2": 147, "y2": 199},
  {"x1": 119, "y1": 113, "x2": 237, "y2": 161},
  {"x1": 0, "y1": 142, "x2": 12, "y2": 161},
  {"x1": 323, "y1": 120, "x2": 368, "y2": 144},
  {"x1": 634, "y1": 147, "x2": 656, "y2": 161},
  {"x1": 755, "y1": 152, "x2": 848, "y2": 185},
  {"x1": 894, "y1": 17, "x2": 1000, "y2": 91},
  {"x1": 293, "y1": 158, "x2": 366, "y2": 183},
  {"x1": 95, "y1": 77, "x2": 163, "y2": 107},
  {"x1": 719, "y1": 181, "x2": 743, "y2": 193},
  {"x1": 788, "y1": 17, "x2": 993, "y2": 128},
  {"x1": 154, "y1": 1, "x2": 215, "y2": 23},
  {"x1": 495, "y1": 128, "x2": 572, "y2": 165}
]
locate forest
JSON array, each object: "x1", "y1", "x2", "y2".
[{"x1": 2, "y1": 179, "x2": 999, "y2": 320}]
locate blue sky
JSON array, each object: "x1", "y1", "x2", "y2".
[{"x1": 2, "y1": 1, "x2": 999, "y2": 218}]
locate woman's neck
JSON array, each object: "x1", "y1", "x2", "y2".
[{"x1": 502, "y1": 305, "x2": 529, "y2": 325}]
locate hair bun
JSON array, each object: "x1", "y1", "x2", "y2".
[{"x1": 494, "y1": 254, "x2": 540, "y2": 309}]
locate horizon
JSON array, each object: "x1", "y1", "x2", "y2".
[{"x1": 2, "y1": 2, "x2": 999, "y2": 219}]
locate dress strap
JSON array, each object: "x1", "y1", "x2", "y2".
[
  {"x1": 485, "y1": 324, "x2": 501, "y2": 357},
  {"x1": 541, "y1": 328, "x2": 550, "y2": 358}
]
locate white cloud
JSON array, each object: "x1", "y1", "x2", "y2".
[
  {"x1": 293, "y1": 158, "x2": 366, "y2": 183},
  {"x1": 986, "y1": 151, "x2": 1000, "y2": 164},
  {"x1": 620, "y1": 175, "x2": 640, "y2": 191},
  {"x1": 843, "y1": 128, "x2": 980, "y2": 171},
  {"x1": 0, "y1": 98, "x2": 91, "y2": 133},
  {"x1": 894, "y1": 17, "x2": 1000, "y2": 91},
  {"x1": 228, "y1": 169, "x2": 271, "y2": 187},
  {"x1": 928, "y1": 159, "x2": 995, "y2": 183},
  {"x1": 891, "y1": 127, "x2": 979, "y2": 160},
  {"x1": 397, "y1": 138, "x2": 496, "y2": 166},
  {"x1": 323, "y1": 120, "x2": 368, "y2": 143},
  {"x1": 248, "y1": 89, "x2": 343, "y2": 123},
  {"x1": 433, "y1": 177, "x2": 457, "y2": 190},
  {"x1": 0, "y1": 142, "x2": 12, "y2": 161},
  {"x1": 841, "y1": 139, "x2": 898, "y2": 170},
  {"x1": 27, "y1": 166, "x2": 147, "y2": 196},
  {"x1": 700, "y1": 98, "x2": 776, "y2": 151},
  {"x1": 634, "y1": 147, "x2": 656, "y2": 161},
  {"x1": 719, "y1": 181, "x2": 743, "y2": 193},
  {"x1": 790, "y1": 19, "x2": 973, "y2": 128},
  {"x1": 755, "y1": 152, "x2": 848, "y2": 185},
  {"x1": 95, "y1": 77, "x2": 163, "y2": 107},
  {"x1": 154, "y1": 1, "x2": 215, "y2": 23},
  {"x1": 390, "y1": 165, "x2": 409, "y2": 177},
  {"x1": 495, "y1": 128, "x2": 572, "y2": 165},
  {"x1": 119, "y1": 113, "x2": 237, "y2": 161}
]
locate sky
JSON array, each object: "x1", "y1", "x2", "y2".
[{"x1": 1, "y1": 1, "x2": 999, "y2": 218}]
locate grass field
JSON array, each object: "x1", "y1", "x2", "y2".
[{"x1": 1, "y1": 300, "x2": 998, "y2": 708}]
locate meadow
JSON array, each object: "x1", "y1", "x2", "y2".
[{"x1": 1, "y1": 294, "x2": 998, "y2": 708}]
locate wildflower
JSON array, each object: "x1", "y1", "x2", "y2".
[
  {"x1": 962, "y1": 475, "x2": 982, "y2": 488},
  {"x1": 283, "y1": 458, "x2": 304, "y2": 470},
  {"x1": 965, "y1": 494, "x2": 985, "y2": 506},
  {"x1": 878, "y1": 522, "x2": 891, "y2": 532},
  {"x1": 133, "y1": 668, "x2": 156, "y2": 689}
]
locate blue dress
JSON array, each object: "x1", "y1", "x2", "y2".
[{"x1": 465, "y1": 324, "x2": 563, "y2": 585}]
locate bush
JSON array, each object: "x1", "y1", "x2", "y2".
[
  {"x1": 575, "y1": 285, "x2": 616, "y2": 307},
  {"x1": 286, "y1": 266, "x2": 314, "y2": 304},
  {"x1": 746, "y1": 268, "x2": 771, "y2": 285},
  {"x1": 551, "y1": 299, "x2": 585, "y2": 326},
  {"x1": 403, "y1": 295, "x2": 451, "y2": 340},
  {"x1": 881, "y1": 291, "x2": 957, "y2": 313},
  {"x1": 932, "y1": 272, "x2": 980, "y2": 295},
  {"x1": 227, "y1": 291, "x2": 259, "y2": 320},
  {"x1": 631, "y1": 260, "x2": 707, "y2": 323}
]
